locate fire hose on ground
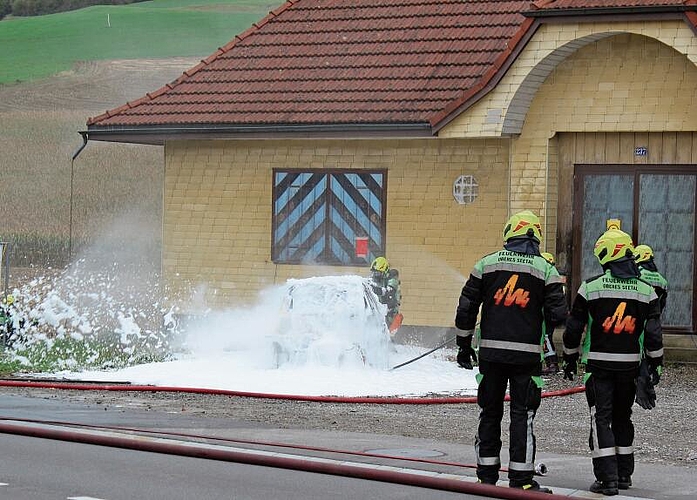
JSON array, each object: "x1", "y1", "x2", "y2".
[
  {"x1": 0, "y1": 415, "x2": 550, "y2": 477},
  {"x1": 0, "y1": 351, "x2": 584, "y2": 500},
  {"x1": 0, "y1": 378, "x2": 586, "y2": 404},
  {"x1": 0, "y1": 416, "x2": 564, "y2": 500},
  {"x1": 0, "y1": 331, "x2": 585, "y2": 404}
]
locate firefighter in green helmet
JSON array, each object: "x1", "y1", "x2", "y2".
[{"x1": 540, "y1": 252, "x2": 561, "y2": 375}]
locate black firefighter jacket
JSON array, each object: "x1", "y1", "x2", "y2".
[
  {"x1": 455, "y1": 248, "x2": 568, "y2": 365},
  {"x1": 563, "y1": 268, "x2": 663, "y2": 371}
]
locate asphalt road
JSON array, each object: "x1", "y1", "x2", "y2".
[
  {"x1": 2, "y1": 389, "x2": 695, "y2": 499},
  {"x1": 0, "y1": 395, "x2": 479, "y2": 500},
  {"x1": 2, "y1": 433, "x2": 484, "y2": 500}
]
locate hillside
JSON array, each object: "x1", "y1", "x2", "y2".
[
  {"x1": 0, "y1": 0, "x2": 278, "y2": 83},
  {"x1": 0, "y1": 58, "x2": 198, "y2": 267},
  {"x1": 0, "y1": 1, "x2": 280, "y2": 267}
]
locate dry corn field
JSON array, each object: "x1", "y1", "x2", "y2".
[{"x1": 0, "y1": 58, "x2": 198, "y2": 267}]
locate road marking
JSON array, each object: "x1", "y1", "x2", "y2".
[{"x1": 67, "y1": 497, "x2": 107, "y2": 500}]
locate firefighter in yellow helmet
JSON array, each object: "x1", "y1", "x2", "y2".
[
  {"x1": 1, "y1": 294, "x2": 15, "y2": 346},
  {"x1": 540, "y1": 252, "x2": 560, "y2": 375},
  {"x1": 455, "y1": 210, "x2": 567, "y2": 492},
  {"x1": 369, "y1": 257, "x2": 402, "y2": 334},
  {"x1": 563, "y1": 229, "x2": 663, "y2": 495},
  {"x1": 633, "y1": 244, "x2": 668, "y2": 316}
]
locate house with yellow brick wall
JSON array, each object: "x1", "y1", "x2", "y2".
[{"x1": 84, "y1": 1, "x2": 697, "y2": 359}]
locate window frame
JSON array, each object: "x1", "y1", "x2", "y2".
[
  {"x1": 271, "y1": 168, "x2": 387, "y2": 266},
  {"x1": 572, "y1": 164, "x2": 697, "y2": 334}
]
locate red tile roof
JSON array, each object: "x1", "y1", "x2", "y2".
[{"x1": 87, "y1": 0, "x2": 696, "y2": 137}]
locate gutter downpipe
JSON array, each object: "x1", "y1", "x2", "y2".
[{"x1": 69, "y1": 132, "x2": 89, "y2": 260}]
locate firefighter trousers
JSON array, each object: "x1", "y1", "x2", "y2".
[
  {"x1": 585, "y1": 367, "x2": 637, "y2": 483},
  {"x1": 475, "y1": 359, "x2": 542, "y2": 486}
]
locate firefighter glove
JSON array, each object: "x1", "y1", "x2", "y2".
[
  {"x1": 457, "y1": 347, "x2": 477, "y2": 370},
  {"x1": 456, "y1": 335, "x2": 477, "y2": 370},
  {"x1": 562, "y1": 352, "x2": 578, "y2": 381},
  {"x1": 635, "y1": 360, "x2": 657, "y2": 410},
  {"x1": 647, "y1": 357, "x2": 663, "y2": 385}
]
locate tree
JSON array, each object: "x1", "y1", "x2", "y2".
[{"x1": 0, "y1": 0, "x2": 13, "y2": 19}]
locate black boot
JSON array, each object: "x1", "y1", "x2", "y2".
[
  {"x1": 542, "y1": 360, "x2": 559, "y2": 375},
  {"x1": 476, "y1": 478, "x2": 497, "y2": 486},
  {"x1": 590, "y1": 480, "x2": 619, "y2": 496},
  {"x1": 542, "y1": 354, "x2": 559, "y2": 374},
  {"x1": 510, "y1": 480, "x2": 553, "y2": 494},
  {"x1": 618, "y1": 476, "x2": 632, "y2": 490}
]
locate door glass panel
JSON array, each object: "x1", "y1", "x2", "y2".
[
  {"x1": 639, "y1": 174, "x2": 695, "y2": 327},
  {"x1": 581, "y1": 175, "x2": 634, "y2": 281}
]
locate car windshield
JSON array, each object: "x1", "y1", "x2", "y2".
[
  {"x1": 275, "y1": 275, "x2": 390, "y2": 368},
  {"x1": 286, "y1": 276, "x2": 370, "y2": 316}
]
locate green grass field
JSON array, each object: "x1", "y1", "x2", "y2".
[{"x1": 0, "y1": 0, "x2": 279, "y2": 84}]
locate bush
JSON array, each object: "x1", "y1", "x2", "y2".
[
  {"x1": 0, "y1": 0, "x2": 11, "y2": 20},
  {"x1": 1, "y1": 259, "x2": 184, "y2": 373}
]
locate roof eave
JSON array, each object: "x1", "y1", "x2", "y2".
[
  {"x1": 523, "y1": 5, "x2": 697, "y2": 18},
  {"x1": 84, "y1": 122, "x2": 435, "y2": 146}
]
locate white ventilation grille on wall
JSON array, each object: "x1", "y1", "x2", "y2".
[{"x1": 453, "y1": 175, "x2": 478, "y2": 205}]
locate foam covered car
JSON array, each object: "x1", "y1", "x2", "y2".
[{"x1": 271, "y1": 275, "x2": 390, "y2": 368}]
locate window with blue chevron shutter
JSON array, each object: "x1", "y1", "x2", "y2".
[{"x1": 272, "y1": 169, "x2": 386, "y2": 265}]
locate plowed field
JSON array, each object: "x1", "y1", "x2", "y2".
[{"x1": 0, "y1": 58, "x2": 197, "y2": 266}]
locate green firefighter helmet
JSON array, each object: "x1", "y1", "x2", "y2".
[
  {"x1": 634, "y1": 244, "x2": 654, "y2": 264},
  {"x1": 502, "y1": 210, "x2": 542, "y2": 242},
  {"x1": 594, "y1": 229, "x2": 635, "y2": 266},
  {"x1": 371, "y1": 256, "x2": 389, "y2": 273},
  {"x1": 540, "y1": 252, "x2": 555, "y2": 265}
]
